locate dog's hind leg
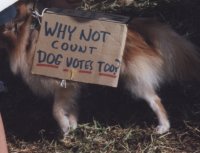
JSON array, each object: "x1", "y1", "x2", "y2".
[
  {"x1": 141, "y1": 90, "x2": 169, "y2": 134},
  {"x1": 123, "y1": 74, "x2": 170, "y2": 134},
  {"x1": 121, "y1": 51, "x2": 170, "y2": 134},
  {"x1": 52, "y1": 84, "x2": 79, "y2": 136},
  {"x1": 121, "y1": 28, "x2": 170, "y2": 134}
]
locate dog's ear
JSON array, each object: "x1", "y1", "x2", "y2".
[
  {"x1": 0, "y1": 1, "x2": 31, "y2": 35},
  {"x1": 0, "y1": 1, "x2": 32, "y2": 51},
  {"x1": 15, "y1": 0, "x2": 33, "y2": 22}
]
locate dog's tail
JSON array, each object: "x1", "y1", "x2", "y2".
[{"x1": 130, "y1": 18, "x2": 200, "y2": 81}]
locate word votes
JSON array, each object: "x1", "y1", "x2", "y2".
[{"x1": 45, "y1": 21, "x2": 111, "y2": 43}]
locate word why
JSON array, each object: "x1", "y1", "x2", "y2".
[{"x1": 45, "y1": 22, "x2": 111, "y2": 42}]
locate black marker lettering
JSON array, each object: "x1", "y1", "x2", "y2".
[
  {"x1": 68, "y1": 26, "x2": 77, "y2": 41},
  {"x1": 89, "y1": 46, "x2": 97, "y2": 54},
  {"x1": 80, "y1": 28, "x2": 92, "y2": 41},
  {"x1": 97, "y1": 61, "x2": 105, "y2": 72},
  {"x1": 100, "y1": 31, "x2": 111, "y2": 42},
  {"x1": 61, "y1": 42, "x2": 69, "y2": 51},
  {"x1": 70, "y1": 44, "x2": 78, "y2": 52},
  {"x1": 37, "y1": 50, "x2": 47, "y2": 63},
  {"x1": 78, "y1": 46, "x2": 87, "y2": 53},
  {"x1": 57, "y1": 24, "x2": 67, "y2": 39},
  {"x1": 51, "y1": 40, "x2": 59, "y2": 49},
  {"x1": 92, "y1": 31, "x2": 100, "y2": 41},
  {"x1": 45, "y1": 22, "x2": 59, "y2": 37}
]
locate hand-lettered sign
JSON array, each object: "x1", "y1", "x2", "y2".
[{"x1": 31, "y1": 8, "x2": 128, "y2": 87}]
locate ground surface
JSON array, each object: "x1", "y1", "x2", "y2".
[{"x1": 0, "y1": 0, "x2": 200, "y2": 152}]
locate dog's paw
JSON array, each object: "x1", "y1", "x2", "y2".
[
  {"x1": 59, "y1": 115, "x2": 77, "y2": 138},
  {"x1": 155, "y1": 122, "x2": 170, "y2": 134},
  {"x1": 69, "y1": 115, "x2": 78, "y2": 130}
]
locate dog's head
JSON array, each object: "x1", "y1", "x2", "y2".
[
  {"x1": 0, "y1": 0, "x2": 81, "y2": 49},
  {"x1": 0, "y1": 0, "x2": 33, "y2": 49}
]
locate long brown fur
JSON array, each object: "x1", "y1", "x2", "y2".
[{"x1": 1, "y1": 0, "x2": 200, "y2": 135}]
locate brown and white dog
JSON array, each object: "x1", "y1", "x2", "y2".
[{"x1": 0, "y1": 0, "x2": 200, "y2": 136}]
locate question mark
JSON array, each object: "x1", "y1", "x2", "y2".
[{"x1": 114, "y1": 59, "x2": 121, "y2": 75}]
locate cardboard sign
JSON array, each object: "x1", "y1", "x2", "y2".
[{"x1": 31, "y1": 9, "x2": 128, "y2": 87}]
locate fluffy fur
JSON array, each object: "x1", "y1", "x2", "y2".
[{"x1": 1, "y1": 1, "x2": 200, "y2": 135}]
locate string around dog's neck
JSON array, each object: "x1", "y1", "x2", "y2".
[{"x1": 31, "y1": 0, "x2": 48, "y2": 30}]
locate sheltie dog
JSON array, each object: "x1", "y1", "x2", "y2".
[{"x1": 0, "y1": 0, "x2": 200, "y2": 136}]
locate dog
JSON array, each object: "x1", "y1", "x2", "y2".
[{"x1": 0, "y1": 0, "x2": 200, "y2": 136}]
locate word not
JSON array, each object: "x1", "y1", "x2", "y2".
[{"x1": 80, "y1": 29, "x2": 111, "y2": 42}]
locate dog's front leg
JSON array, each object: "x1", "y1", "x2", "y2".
[{"x1": 52, "y1": 84, "x2": 79, "y2": 137}]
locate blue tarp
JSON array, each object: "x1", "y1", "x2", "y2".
[{"x1": 0, "y1": 5, "x2": 16, "y2": 26}]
